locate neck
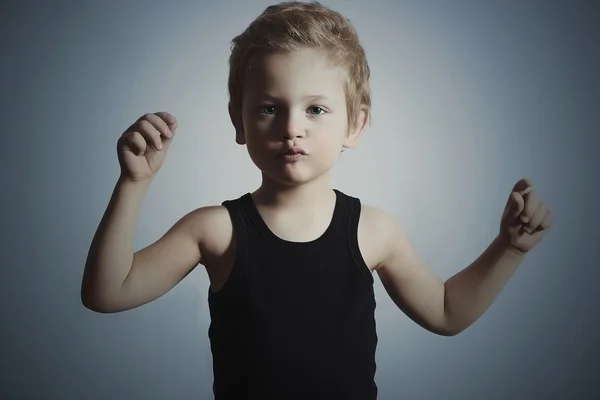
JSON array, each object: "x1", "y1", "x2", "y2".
[{"x1": 253, "y1": 171, "x2": 334, "y2": 209}]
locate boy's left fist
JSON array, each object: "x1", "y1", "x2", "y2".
[{"x1": 499, "y1": 178, "x2": 553, "y2": 253}]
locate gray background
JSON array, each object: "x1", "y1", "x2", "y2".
[{"x1": 1, "y1": 0, "x2": 599, "y2": 398}]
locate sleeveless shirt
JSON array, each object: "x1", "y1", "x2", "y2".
[{"x1": 208, "y1": 189, "x2": 378, "y2": 399}]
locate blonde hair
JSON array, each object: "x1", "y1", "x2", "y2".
[{"x1": 228, "y1": 1, "x2": 371, "y2": 133}]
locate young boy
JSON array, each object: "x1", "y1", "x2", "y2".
[{"x1": 81, "y1": 2, "x2": 553, "y2": 399}]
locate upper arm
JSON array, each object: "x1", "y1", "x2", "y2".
[
  {"x1": 365, "y1": 206, "x2": 449, "y2": 335},
  {"x1": 116, "y1": 206, "x2": 219, "y2": 312}
]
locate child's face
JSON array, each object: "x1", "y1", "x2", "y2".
[{"x1": 232, "y1": 48, "x2": 364, "y2": 186}]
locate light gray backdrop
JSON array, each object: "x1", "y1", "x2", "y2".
[{"x1": 1, "y1": 0, "x2": 598, "y2": 399}]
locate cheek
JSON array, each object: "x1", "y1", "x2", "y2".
[
  {"x1": 242, "y1": 113, "x2": 271, "y2": 136},
  {"x1": 245, "y1": 135, "x2": 266, "y2": 158},
  {"x1": 316, "y1": 120, "x2": 347, "y2": 149}
]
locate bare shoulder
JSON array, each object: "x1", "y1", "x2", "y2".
[
  {"x1": 184, "y1": 205, "x2": 234, "y2": 266},
  {"x1": 111, "y1": 204, "x2": 234, "y2": 312},
  {"x1": 357, "y1": 204, "x2": 395, "y2": 271},
  {"x1": 357, "y1": 203, "x2": 407, "y2": 271},
  {"x1": 359, "y1": 203, "x2": 397, "y2": 228},
  {"x1": 186, "y1": 204, "x2": 237, "y2": 292}
]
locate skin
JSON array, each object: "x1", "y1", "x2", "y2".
[
  {"x1": 230, "y1": 48, "x2": 368, "y2": 241},
  {"x1": 81, "y1": 48, "x2": 553, "y2": 339}
]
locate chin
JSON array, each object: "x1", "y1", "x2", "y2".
[
  {"x1": 248, "y1": 152, "x2": 335, "y2": 186},
  {"x1": 264, "y1": 165, "x2": 332, "y2": 187},
  {"x1": 264, "y1": 170, "x2": 314, "y2": 186}
]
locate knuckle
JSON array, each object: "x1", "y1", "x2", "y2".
[
  {"x1": 133, "y1": 133, "x2": 146, "y2": 146},
  {"x1": 527, "y1": 199, "x2": 537, "y2": 209},
  {"x1": 140, "y1": 120, "x2": 158, "y2": 136},
  {"x1": 121, "y1": 131, "x2": 133, "y2": 144},
  {"x1": 138, "y1": 119, "x2": 151, "y2": 130}
]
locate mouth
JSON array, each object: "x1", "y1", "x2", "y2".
[
  {"x1": 279, "y1": 146, "x2": 307, "y2": 163},
  {"x1": 280, "y1": 146, "x2": 307, "y2": 156}
]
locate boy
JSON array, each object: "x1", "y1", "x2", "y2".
[{"x1": 81, "y1": 2, "x2": 553, "y2": 399}]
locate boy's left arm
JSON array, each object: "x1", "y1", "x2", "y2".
[{"x1": 373, "y1": 178, "x2": 553, "y2": 336}]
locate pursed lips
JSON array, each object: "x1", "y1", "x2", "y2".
[{"x1": 280, "y1": 146, "x2": 307, "y2": 156}]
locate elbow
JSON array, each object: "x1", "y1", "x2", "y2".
[
  {"x1": 80, "y1": 290, "x2": 119, "y2": 314},
  {"x1": 431, "y1": 316, "x2": 467, "y2": 337},
  {"x1": 80, "y1": 275, "x2": 124, "y2": 313},
  {"x1": 80, "y1": 294, "x2": 107, "y2": 313},
  {"x1": 80, "y1": 275, "x2": 106, "y2": 313},
  {"x1": 435, "y1": 327, "x2": 462, "y2": 337},
  {"x1": 416, "y1": 318, "x2": 463, "y2": 337},
  {"x1": 434, "y1": 320, "x2": 471, "y2": 337},
  {"x1": 427, "y1": 323, "x2": 462, "y2": 336},
  {"x1": 81, "y1": 299, "x2": 119, "y2": 314}
]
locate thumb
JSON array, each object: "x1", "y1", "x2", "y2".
[
  {"x1": 510, "y1": 192, "x2": 525, "y2": 219},
  {"x1": 162, "y1": 117, "x2": 178, "y2": 149},
  {"x1": 168, "y1": 117, "x2": 178, "y2": 133},
  {"x1": 154, "y1": 111, "x2": 178, "y2": 136}
]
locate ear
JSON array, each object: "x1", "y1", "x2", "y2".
[
  {"x1": 228, "y1": 102, "x2": 246, "y2": 145},
  {"x1": 342, "y1": 106, "x2": 369, "y2": 149}
]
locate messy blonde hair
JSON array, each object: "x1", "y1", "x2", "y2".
[{"x1": 228, "y1": 1, "x2": 371, "y2": 133}]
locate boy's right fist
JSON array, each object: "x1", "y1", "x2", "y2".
[{"x1": 117, "y1": 112, "x2": 177, "y2": 183}]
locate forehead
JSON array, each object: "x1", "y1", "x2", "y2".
[{"x1": 243, "y1": 48, "x2": 347, "y2": 101}]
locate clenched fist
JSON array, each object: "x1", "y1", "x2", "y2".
[
  {"x1": 117, "y1": 112, "x2": 178, "y2": 183},
  {"x1": 499, "y1": 178, "x2": 553, "y2": 254}
]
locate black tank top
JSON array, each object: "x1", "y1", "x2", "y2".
[{"x1": 208, "y1": 189, "x2": 378, "y2": 399}]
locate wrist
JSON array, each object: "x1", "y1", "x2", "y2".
[
  {"x1": 117, "y1": 175, "x2": 152, "y2": 189},
  {"x1": 115, "y1": 175, "x2": 152, "y2": 199},
  {"x1": 494, "y1": 234, "x2": 527, "y2": 259}
]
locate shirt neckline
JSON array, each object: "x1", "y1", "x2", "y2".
[{"x1": 242, "y1": 189, "x2": 344, "y2": 248}]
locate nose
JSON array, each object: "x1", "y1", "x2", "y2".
[{"x1": 280, "y1": 110, "x2": 306, "y2": 140}]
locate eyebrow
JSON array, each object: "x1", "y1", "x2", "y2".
[
  {"x1": 255, "y1": 94, "x2": 329, "y2": 102},
  {"x1": 302, "y1": 95, "x2": 328, "y2": 101}
]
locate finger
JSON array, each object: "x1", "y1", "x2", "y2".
[
  {"x1": 539, "y1": 209, "x2": 553, "y2": 230},
  {"x1": 525, "y1": 202, "x2": 547, "y2": 233},
  {"x1": 124, "y1": 131, "x2": 147, "y2": 156},
  {"x1": 147, "y1": 112, "x2": 177, "y2": 139},
  {"x1": 520, "y1": 190, "x2": 539, "y2": 224},
  {"x1": 512, "y1": 178, "x2": 533, "y2": 195},
  {"x1": 136, "y1": 119, "x2": 164, "y2": 151},
  {"x1": 520, "y1": 186, "x2": 533, "y2": 196},
  {"x1": 510, "y1": 192, "x2": 525, "y2": 219},
  {"x1": 154, "y1": 111, "x2": 178, "y2": 136},
  {"x1": 140, "y1": 113, "x2": 173, "y2": 141}
]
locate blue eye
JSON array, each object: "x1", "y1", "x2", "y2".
[
  {"x1": 259, "y1": 105, "x2": 325, "y2": 116},
  {"x1": 308, "y1": 106, "x2": 325, "y2": 115},
  {"x1": 260, "y1": 106, "x2": 276, "y2": 115}
]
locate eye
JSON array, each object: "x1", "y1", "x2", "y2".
[
  {"x1": 307, "y1": 106, "x2": 325, "y2": 115},
  {"x1": 259, "y1": 105, "x2": 276, "y2": 115}
]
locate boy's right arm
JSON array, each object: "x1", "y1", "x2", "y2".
[
  {"x1": 81, "y1": 178, "x2": 208, "y2": 313},
  {"x1": 81, "y1": 111, "x2": 206, "y2": 313}
]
